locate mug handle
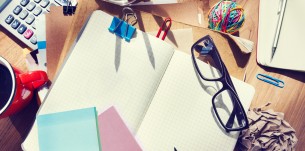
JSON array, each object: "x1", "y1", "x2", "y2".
[{"x1": 19, "y1": 71, "x2": 49, "y2": 89}]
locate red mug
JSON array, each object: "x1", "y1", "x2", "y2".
[{"x1": 0, "y1": 56, "x2": 48, "y2": 118}]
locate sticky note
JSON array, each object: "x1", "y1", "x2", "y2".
[
  {"x1": 37, "y1": 107, "x2": 101, "y2": 151},
  {"x1": 99, "y1": 106, "x2": 142, "y2": 151}
]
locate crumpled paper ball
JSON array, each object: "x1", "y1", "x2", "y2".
[{"x1": 237, "y1": 103, "x2": 298, "y2": 151}]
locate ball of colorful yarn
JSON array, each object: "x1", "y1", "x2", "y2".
[{"x1": 208, "y1": 0, "x2": 245, "y2": 34}]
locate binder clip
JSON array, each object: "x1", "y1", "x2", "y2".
[
  {"x1": 156, "y1": 17, "x2": 172, "y2": 40},
  {"x1": 63, "y1": 0, "x2": 76, "y2": 15},
  {"x1": 109, "y1": 7, "x2": 138, "y2": 42}
]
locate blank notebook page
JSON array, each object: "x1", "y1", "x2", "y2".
[
  {"x1": 258, "y1": 0, "x2": 305, "y2": 71},
  {"x1": 137, "y1": 51, "x2": 255, "y2": 151},
  {"x1": 23, "y1": 11, "x2": 174, "y2": 151}
]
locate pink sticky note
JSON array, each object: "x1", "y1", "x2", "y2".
[{"x1": 99, "y1": 107, "x2": 142, "y2": 151}]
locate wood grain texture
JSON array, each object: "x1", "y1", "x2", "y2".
[{"x1": 0, "y1": 0, "x2": 304, "y2": 150}]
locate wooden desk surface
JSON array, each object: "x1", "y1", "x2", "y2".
[{"x1": 0, "y1": 0, "x2": 304, "y2": 150}]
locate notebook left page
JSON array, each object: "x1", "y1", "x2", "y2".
[{"x1": 22, "y1": 10, "x2": 175, "y2": 151}]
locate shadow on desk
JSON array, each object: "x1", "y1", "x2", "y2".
[
  {"x1": 0, "y1": 93, "x2": 38, "y2": 151},
  {"x1": 223, "y1": 34, "x2": 251, "y2": 68},
  {"x1": 260, "y1": 65, "x2": 305, "y2": 83},
  {"x1": 0, "y1": 26, "x2": 27, "y2": 49}
]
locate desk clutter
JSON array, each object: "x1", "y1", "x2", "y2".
[
  {"x1": 0, "y1": 0, "x2": 301, "y2": 150},
  {"x1": 22, "y1": 8, "x2": 255, "y2": 151},
  {"x1": 238, "y1": 103, "x2": 297, "y2": 150}
]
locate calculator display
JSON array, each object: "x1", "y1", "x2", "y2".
[{"x1": 0, "y1": 0, "x2": 10, "y2": 12}]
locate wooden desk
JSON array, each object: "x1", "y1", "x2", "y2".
[{"x1": 0, "y1": 0, "x2": 304, "y2": 150}]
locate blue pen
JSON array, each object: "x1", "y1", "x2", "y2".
[{"x1": 256, "y1": 74, "x2": 284, "y2": 88}]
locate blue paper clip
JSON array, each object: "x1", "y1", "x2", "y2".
[
  {"x1": 109, "y1": 7, "x2": 137, "y2": 42},
  {"x1": 256, "y1": 74, "x2": 284, "y2": 88}
]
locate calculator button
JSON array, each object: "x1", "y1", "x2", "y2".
[
  {"x1": 17, "y1": 24, "x2": 27, "y2": 34},
  {"x1": 13, "y1": 6, "x2": 23, "y2": 15},
  {"x1": 20, "y1": 0, "x2": 30, "y2": 6},
  {"x1": 30, "y1": 35, "x2": 37, "y2": 44},
  {"x1": 19, "y1": 10, "x2": 29, "y2": 20},
  {"x1": 11, "y1": 19, "x2": 21, "y2": 29},
  {"x1": 32, "y1": 21, "x2": 36, "y2": 29},
  {"x1": 26, "y1": 2, "x2": 36, "y2": 11},
  {"x1": 40, "y1": 0, "x2": 50, "y2": 8},
  {"x1": 33, "y1": 6, "x2": 42, "y2": 16},
  {"x1": 25, "y1": 14, "x2": 35, "y2": 25},
  {"x1": 34, "y1": 0, "x2": 42, "y2": 3},
  {"x1": 23, "y1": 29, "x2": 34, "y2": 39},
  {"x1": 5, "y1": 15, "x2": 14, "y2": 24}
]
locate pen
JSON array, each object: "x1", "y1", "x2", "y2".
[{"x1": 271, "y1": 0, "x2": 287, "y2": 60}]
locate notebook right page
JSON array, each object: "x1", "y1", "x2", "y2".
[{"x1": 136, "y1": 51, "x2": 255, "y2": 150}]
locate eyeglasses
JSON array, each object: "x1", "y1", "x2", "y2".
[{"x1": 191, "y1": 35, "x2": 249, "y2": 132}]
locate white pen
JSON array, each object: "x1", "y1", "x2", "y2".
[{"x1": 271, "y1": 0, "x2": 287, "y2": 61}]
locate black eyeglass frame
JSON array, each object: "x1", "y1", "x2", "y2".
[{"x1": 191, "y1": 35, "x2": 249, "y2": 132}]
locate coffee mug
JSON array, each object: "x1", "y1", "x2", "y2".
[{"x1": 0, "y1": 56, "x2": 48, "y2": 118}]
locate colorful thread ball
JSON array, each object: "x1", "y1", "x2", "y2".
[{"x1": 208, "y1": 0, "x2": 245, "y2": 34}]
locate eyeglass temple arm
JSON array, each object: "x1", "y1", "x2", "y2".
[
  {"x1": 211, "y1": 50, "x2": 245, "y2": 128},
  {"x1": 224, "y1": 68, "x2": 245, "y2": 128}
]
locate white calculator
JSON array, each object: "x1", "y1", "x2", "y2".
[{"x1": 0, "y1": 0, "x2": 67, "y2": 50}]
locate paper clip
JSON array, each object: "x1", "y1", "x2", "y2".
[
  {"x1": 256, "y1": 74, "x2": 284, "y2": 88},
  {"x1": 63, "y1": 0, "x2": 76, "y2": 15},
  {"x1": 109, "y1": 7, "x2": 137, "y2": 42},
  {"x1": 156, "y1": 17, "x2": 172, "y2": 40}
]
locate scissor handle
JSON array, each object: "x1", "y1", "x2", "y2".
[{"x1": 156, "y1": 17, "x2": 172, "y2": 40}]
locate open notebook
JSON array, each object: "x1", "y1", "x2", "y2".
[
  {"x1": 22, "y1": 10, "x2": 255, "y2": 151},
  {"x1": 257, "y1": 0, "x2": 305, "y2": 72}
]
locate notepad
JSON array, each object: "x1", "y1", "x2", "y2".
[
  {"x1": 99, "y1": 106, "x2": 142, "y2": 151},
  {"x1": 257, "y1": 0, "x2": 305, "y2": 72},
  {"x1": 22, "y1": 10, "x2": 255, "y2": 151},
  {"x1": 37, "y1": 107, "x2": 101, "y2": 151}
]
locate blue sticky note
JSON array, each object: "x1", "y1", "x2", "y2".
[{"x1": 37, "y1": 107, "x2": 101, "y2": 151}]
